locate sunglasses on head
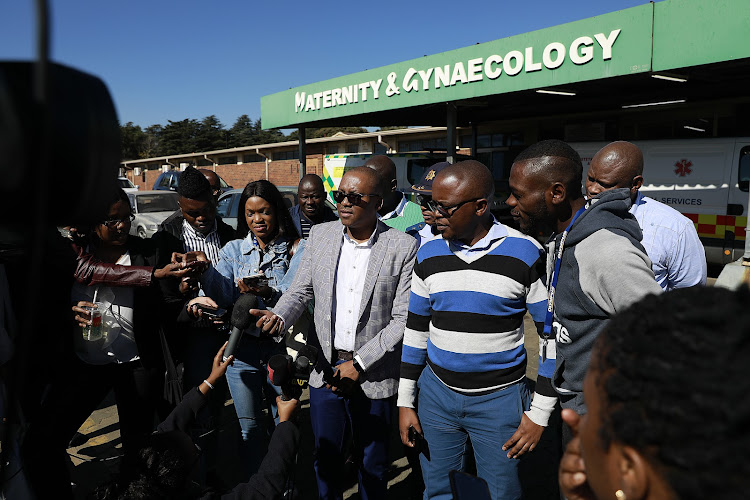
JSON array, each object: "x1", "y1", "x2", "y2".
[{"x1": 331, "y1": 190, "x2": 380, "y2": 206}]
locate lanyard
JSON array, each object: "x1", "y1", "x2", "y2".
[{"x1": 541, "y1": 206, "x2": 586, "y2": 361}]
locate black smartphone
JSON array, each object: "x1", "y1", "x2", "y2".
[
  {"x1": 195, "y1": 304, "x2": 227, "y2": 319},
  {"x1": 242, "y1": 273, "x2": 269, "y2": 287},
  {"x1": 449, "y1": 470, "x2": 492, "y2": 500}
]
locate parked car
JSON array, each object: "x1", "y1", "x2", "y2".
[
  {"x1": 217, "y1": 186, "x2": 337, "y2": 230},
  {"x1": 153, "y1": 170, "x2": 232, "y2": 194},
  {"x1": 118, "y1": 176, "x2": 139, "y2": 194},
  {"x1": 126, "y1": 190, "x2": 179, "y2": 238}
]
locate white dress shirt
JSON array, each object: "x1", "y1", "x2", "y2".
[{"x1": 332, "y1": 227, "x2": 377, "y2": 366}]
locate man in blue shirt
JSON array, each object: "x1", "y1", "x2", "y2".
[{"x1": 586, "y1": 141, "x2": 707, "y2": 290}]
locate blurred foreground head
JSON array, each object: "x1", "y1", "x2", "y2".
[
  {"x1": 0, "y1": 62, "x2": 120, "y2": 245},
  {"x1": 580, "y1": 286, "x2": 750, "y2": 500}
]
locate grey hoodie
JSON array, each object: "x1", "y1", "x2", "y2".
[{"x1": 549, "y1": 188, "x2": 662, "y2": 414}]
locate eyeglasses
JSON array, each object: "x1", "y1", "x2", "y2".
[
  {"x1": 427, "y1": 198, "x2": 481, "y2": 218},
  {"x1": 331, "y1": 190, "x2": 380, "y2": 206},
  {"x1": 415, "y1": 194, "x2": 432, "y2": 208},
  {"x1": 101, "y1": 214, "x2": 135, "y2": 228}
]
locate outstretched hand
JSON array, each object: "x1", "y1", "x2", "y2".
[
  {"x1": 199, "y1": 341, "x2": 233, "y2": 395},
  {"x1": 249, "y1": 309, "x2": 284, "y2": 336},
  {"x1": 559, "y1": 409, "x2": 596, "y2": 500}
]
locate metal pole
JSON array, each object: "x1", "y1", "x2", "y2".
[
  {"x1": 446, "y1": 103, "x2": 457, "y2": 164},
  {"x1": 298, "y1": 127, "x2": 307, "y2": 179}
]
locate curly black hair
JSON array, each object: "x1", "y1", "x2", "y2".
[
  {"x1": 236, "y1": 180, "x2": 299, "y2": 241},
  {"x1": 177, "y1": 166, "x2": 211, "y2": 200},
  {"x1": 594, "y1": 285, "x2": 750, "y2": 500}
]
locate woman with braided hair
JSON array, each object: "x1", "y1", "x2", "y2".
[{"x1": 559, "y1": 285, "x2": 750, "y2": 500}]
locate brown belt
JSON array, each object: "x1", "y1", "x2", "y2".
[{"x1": 336, "y1": 349, "x2": 354, "y2": 361}]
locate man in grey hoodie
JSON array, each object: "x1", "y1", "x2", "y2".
[{"x1": 506, "y1": 140, "x2": 662, "y2": 421}]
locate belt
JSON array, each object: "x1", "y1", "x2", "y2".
[{"x1": 336, "y1": 349, "x2": 354, "y2": 361}]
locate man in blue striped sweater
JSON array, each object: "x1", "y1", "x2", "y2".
[{"x1": 397, "y1": 161, "x2": 557, "y2": 500}]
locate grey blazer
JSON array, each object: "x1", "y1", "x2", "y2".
[{"x1": 273, "y1": 219, "x2": 418, "y2": 399}]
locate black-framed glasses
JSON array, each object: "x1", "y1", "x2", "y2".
[
  {"x1": 331, "y1": 190, "x2": 380, "y2": 206},
  {"x1": 101, "y1": 214, "x2": 135, "y2": 228},
  {"x1": 427, "y1": 198, "x2": 481, "y2": 218},
  {"x1": 415, "y1": 194, "x2": 432, "y2": 208}
]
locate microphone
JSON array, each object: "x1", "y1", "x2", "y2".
[
  {"x1": 267, "y1": 354, "x2": 301, "y2": 400},
  {"x1": 267, "y1": 354, "x2": 293, "y2": 387},
  {"x1": 224, "y1": 293, "x2": 258, "y2": 361}
]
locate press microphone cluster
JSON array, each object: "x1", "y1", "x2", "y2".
[
  {"x1": 224, "y1": 293, "x2": 259, "y2": 361},
  {"x1": 267, "y1": 345, "x2": 319, "y2": 400}
]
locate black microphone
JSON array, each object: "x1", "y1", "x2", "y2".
[
  {"x1": 267, "y1": 354, "x2": 293, "y2": 386},
  {"x1": 224, "y1": 294, "x2": 258, "y2": 361},
  {"x1": 267, "y1": 354, "x2": 302, "y2": 400}
]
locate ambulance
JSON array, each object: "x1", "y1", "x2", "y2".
[
  {"x1": 570, "y1": 138, "x2": 750, "y2": 265},
  {"x1": 321, "y1": 153, "x2": 445, "y2": 201}
]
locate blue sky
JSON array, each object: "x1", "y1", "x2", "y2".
[{"x1": 1, "y1": 0, "x2": 655, "y2": 129}]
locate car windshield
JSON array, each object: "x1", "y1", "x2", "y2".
[
  {"x1": 135, "y1": 194, "x2": 179, "y2": 213},
  {"x1": 118, "y1": 178, "x2": 134, "y2": 188}
]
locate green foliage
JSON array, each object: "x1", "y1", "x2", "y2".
[{"x1": 121, "y1": 114, "x2": 289, "y2": 159}]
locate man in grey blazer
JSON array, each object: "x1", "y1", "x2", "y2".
[{"x1": 253, "y1": 167, "x2": 418, "y2": 500}]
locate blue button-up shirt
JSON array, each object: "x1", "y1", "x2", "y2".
[{"x1": 630, "y1": 191, "x2": 707, "y2": 290}]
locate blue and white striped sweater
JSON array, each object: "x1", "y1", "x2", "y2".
[{"x1": 397, "y1": 227, "x2": 557, "y2": 425}]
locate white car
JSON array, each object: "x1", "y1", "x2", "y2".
[
  {"x1": 127, "y1": 190, "x2": 179, "y2": 238},
  {"x1": 118, "y1": 176, "x2": 139, "y2": 194}
]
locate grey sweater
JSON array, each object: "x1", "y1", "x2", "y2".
[{"x1": 549, "y1": 188, "x2": 662, "y2": 414}]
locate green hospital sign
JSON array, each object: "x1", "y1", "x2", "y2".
[{"x1": 261, "y1": 5, "x2": 653, "y2": 129}]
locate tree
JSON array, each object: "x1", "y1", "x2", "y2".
[
  {"x1": 160, "y1": 119, "x2": 200, "y2": 155},
  {"x1": 195, "y1": 115, "x2": 226, "y2": 152},
  {"x1": 142, "y1": 124, "x2": 163, "y2": 158},
  {"x1": 120, "y1": 122, "x2": 146, "y2": 161},
  {"x1": 229, "y1": 114, "x2": 255, "y2": 147}
]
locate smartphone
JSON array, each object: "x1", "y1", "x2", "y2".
[
  {"x1": 449, "y1": 470, "x2": 492, "y2": 500},
  {"x1": 195, "y1": 304, "x2": 227, "y2": 319},
  {"x1": 242, "y1": 273, "x2": 269, "y2": 287}
]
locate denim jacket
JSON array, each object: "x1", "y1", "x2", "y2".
[{"x1": 201, "y1": 233, "x2": 296, "y2": 310}]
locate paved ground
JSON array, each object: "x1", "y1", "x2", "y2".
[{"x1": 68, "y1": 314, "x2": 558, "y2": 499}]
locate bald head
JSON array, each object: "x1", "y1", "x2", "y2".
[
  {"x1": 586, "y1": 141, "x2": 644, "y2": 201},
  {"x1": 198, "y1": 169, "x2": 221, "y2": 192},
  {"x1": 591, "y1": 141, "x2": 644, "y2": 178},
  {"x1": 299, "y1": 173, "x2": 325, "y2": 192},
  {"x1": 364, "y1": 155, "x2": 397, "y2": 184},
  {"x1": 435, "y1": 160, "x2": 495, "y2": 200}
]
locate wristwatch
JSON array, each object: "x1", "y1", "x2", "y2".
[{"x1": 352, "y1": 357, "x2": 365, "y2": 374}]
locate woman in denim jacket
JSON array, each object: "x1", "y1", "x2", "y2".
[{"x1": 194, "y1": 180, "x2": 301, "y2": 479}]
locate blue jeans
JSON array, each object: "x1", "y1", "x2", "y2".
[
  {"x1": 225, "y1": 336, "x2": 285, "y2": 478},
  {"x1": 417, "y1": 366, "x2": 530, "y2": 500},
  {"x1": 309, "y1": 364, "x2": 394, "y2": 500}
]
